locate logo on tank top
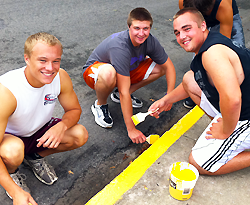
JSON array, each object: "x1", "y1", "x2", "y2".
[{"x1": 44, "y1": 94, "x2": 57, "y2": 105}]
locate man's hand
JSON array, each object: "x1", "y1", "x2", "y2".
[
  {"x1": 205, "y1": 117, "x2": 230, "y2": 140},
  {"x1": 128, "y1": 128, "x2": 146, "y2": 144},
  {"x1": 12, "y1": 189, "x2": 37, "y2": 205},
  {"x1": 148, "y1": 97, "x2": 172, "y2": 119},
  {"x1": 37, "y1": 122, "x2": 67, "y2": 148}
]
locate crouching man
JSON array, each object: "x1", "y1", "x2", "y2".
[
  {"x1": 149, "y1": 8, "x2": 250, "y2": 175},
  {"x1": 0, "y1": 32, "x2": 88, "y2": 205}
]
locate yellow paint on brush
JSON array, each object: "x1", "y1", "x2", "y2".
[
  {"x1": 146, "y1": 134, "x2": 160, "y2": 144},
  {"x1": 86, "y1": 106, "x2": 204, "y2": 205},
  {"x1": 131, "y1": 115, "x2": 140, "y2": 126}
]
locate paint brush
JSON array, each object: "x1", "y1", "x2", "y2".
[
  {"x1": 146, "y1": 134, "x2": 160, "y2": 144},
  {"x1": 131, "y1": 108, "x2": 159, "y2": 126}
]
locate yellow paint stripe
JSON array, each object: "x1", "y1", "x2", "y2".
[{"x1": 86, "y1": 106, "x2": 204, "y2": 205}]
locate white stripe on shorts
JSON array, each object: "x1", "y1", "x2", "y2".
[
  {"x1": 143, "y1": 61, "x2": 156, "y2": 80},
  {"x1": 202, "y1": 120, "x2": 250, "y2": 171},
  {"x1": 89, "y1": 63, "x2": 111, "y2": 84}
]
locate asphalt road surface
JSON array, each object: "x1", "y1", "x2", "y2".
[{"x1": 0, "y1": 0, "x2": 249, "y2": 204}]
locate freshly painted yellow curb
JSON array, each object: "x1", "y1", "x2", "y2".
[{"x1": 86, "y1": 106, "x2": 204, "y2": 205}]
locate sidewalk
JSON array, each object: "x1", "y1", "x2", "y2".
[{"x1": 86, "y1": 106, "x2": 250, "y2": 205}]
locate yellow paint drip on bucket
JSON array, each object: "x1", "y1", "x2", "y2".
[{"x1": 169, "y1": 162, "x2": 199, "y2": 200}]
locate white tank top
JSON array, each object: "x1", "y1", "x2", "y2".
[{"x1": 0, "y1": 66, "x2": 61, "y2": 137}]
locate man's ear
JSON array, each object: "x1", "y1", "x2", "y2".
[
  {"x1": 201, "y1": 21, "x2": 207, "y2": 32},
  {"x1": 24, "y1": 54, "x2": 30, "y2": 65}
]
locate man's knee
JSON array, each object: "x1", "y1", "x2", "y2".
[
  {"x1": 98, "y1": 64, "x2": 116, "y2": 87},
  {"x1": 0, "y1": 138, "x2": 24, "y2": 166},
  {"x1": 182, "y1": 70, "x2": 195, "y2": 90},
  {"x1": 188, "y1": 152, "x2": 196, "y2": 166},
  {"x1": 189, "y1": 151, "x2": 212, "y2": 175},
  {"x1": 189, "y1": 152, "x2": 203, "y2": 173},
  {"x1": 76, "y1": 124, "x2": 88, "y2": 147},
  {"x1": 152, "y1": 64, "x2": 166, "y2": 77},
  {"x1": 182, "y1": 70, "x2": 201, "y2": 97},
  {"x1": 69, "y1": 124, "x2": 88, "y2": 148}
]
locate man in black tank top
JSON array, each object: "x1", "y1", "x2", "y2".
[
  {"x1": 149, "y1": 8, "x2": 250, "y2": 176},
  {"x1": 179, "y1": 0, "x2": 245, "y2": 46},
  {"x1": 179, "y1": 0, "x2": 245, "y2": 108}
]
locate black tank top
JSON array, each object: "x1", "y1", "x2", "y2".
[
  {"x1": 191, "y1": 32, "x2": 250, "y2": 120},
  {"x1": 205, "y1": 0, "x2": 239, "y2": 28}
]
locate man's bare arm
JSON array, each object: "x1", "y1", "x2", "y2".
[
  {"x1": 217, "y1": 0, "x2": 234, "y2": 39},
  {"x1": 37, "y1": 69, "x2": 82, "y2": 148},
  {"x1": 162, "y1": 58, "x2": 176, "y2": 94},
  {"x1": 58, "y1": 68, "x2": 82, "y2": 128},
  {"x1": 202, "y1": 45, "x2": 242, "y2": 139},
  {"x1": 0, "y1": 84, "x2": 37, "y2": 204},
  {"x1": 116, "y1": 73, "x2": 146, "y2": 144}
]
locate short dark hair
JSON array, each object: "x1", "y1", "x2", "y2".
[
  {"x1": 127, "y1": 7, "x2": 153, "y2": 28},
  {"x1": 173, "y1": 7, "x2": 205, "y2": 27},
  {"x1": 183, "y1": 0, "x2": 215, "y2": 15}
]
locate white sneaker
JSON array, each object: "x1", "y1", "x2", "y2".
[
  {"x1": 6, "y1": 170, "x2": 31, "y2": 199},
  {"x1": 110, "y1": 88, "x2": 143, "y2": 108},
  {"x1": 91, "y1": 100, "x2": 113, "y2": 128}
]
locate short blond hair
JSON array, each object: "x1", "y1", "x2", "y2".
[{"x1": 24, "y1": 32, "x2": 63, "y2": 57}]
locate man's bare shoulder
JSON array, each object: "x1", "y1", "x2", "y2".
[
  {"x1": 0, "y1": 83, "x2": 17, "y2": 117},
  {"x1": 217, "y1": 0, "x2": 233, "y2": 20},
  {"x1": 205, "y1": 44, "x2": 238, "y2": 61},
  {"x1": 58, "y1": 68, "x2": 74, "y2": 93},
  {"x1": 202, "y1": 44, "x2": 244, "y2": 85},
  {"x1": 202, "y1": 44, "x2": 233, "y2": 73},
  {"x1": 59, "y1": 68, "x2": 71, "y2": 80}
]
